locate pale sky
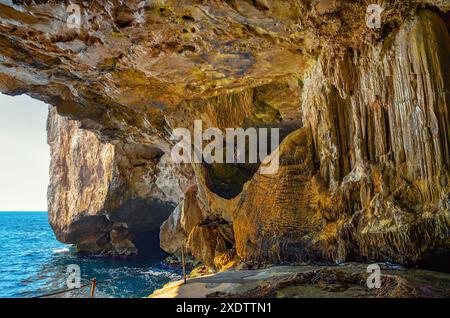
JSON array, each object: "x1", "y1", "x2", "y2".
[{"x1": 0, "y1": 93, "x2": 50, "y2": 211}]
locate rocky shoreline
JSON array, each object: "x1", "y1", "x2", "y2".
[{"x1": 150, "y1": 264, "x2": 450, "y2": 298}]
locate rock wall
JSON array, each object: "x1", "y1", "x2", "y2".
[
  {"x1": 0, "y1": 1, "x2": 449, "y2": 269},
  {"x1": 232, "y1": 9, "x2": 450, "y2": 267},
  {"x1": 302, "y1": 9, "x2": 450, "y2": 266}
]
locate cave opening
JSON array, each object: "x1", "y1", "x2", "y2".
[
  {"x1": 204, "y1": 162, "x2": 259, "y2": 199},
  {"x1": 203, "y1": 120, "x2": 302, "y2": 199},
  {"x1": 133, "y1": 229, "x2": 168, "y2": 259},
  {"x1": 108, "y1": 198, "x2": 176, "y2": 259},
  {"x1": 0, "y1": 93, "x2": 50, "y2": 212}
]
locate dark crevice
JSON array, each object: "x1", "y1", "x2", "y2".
[
  {"x1": 418, "y1": 252, "x2": 450, "y2": 273},
  {"x1": 203, "y1": 121, "x2": 301, "y2": 199},
  {"x1": 204, "y1": 162, "x2": 258, "y2": 199},
  {"x1": 425, "y1": 5, "x2": 450, "y2": 35},
  {"x1": 132, "y1": 229, "x2": 168, "y2": 259}
]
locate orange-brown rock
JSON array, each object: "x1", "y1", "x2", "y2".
[
  {"x1": 160, "y1": 186, "x2": 237, "y2": 270},
  {"x1": 300, "y1": 9, "x2": 450, "y2": 267},
  {"x1": 233, "y1": 128, "x2": 321, "y2": 265},
  {"x1": 0, "y1": 1, "x2": 449, "y2": 270}
]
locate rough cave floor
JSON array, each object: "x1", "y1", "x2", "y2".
[{"x1": 150, "y1": 263, "x2": 450, "y2": 298}]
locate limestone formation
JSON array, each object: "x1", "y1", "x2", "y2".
[{"x1": 0, "y1": 1, "x2": 449, "y2": 270}]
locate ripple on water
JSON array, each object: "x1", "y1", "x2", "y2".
[{"x1": 0, "y1": 212, "x2": 181, "y2": 298}]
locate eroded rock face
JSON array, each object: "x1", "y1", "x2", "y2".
[
  {"x1": 233, "y1": 9, "x2": 450, "y2": 268},
  {"x1": 47, "y1": 107, "x2": 119, "y2": 254},
  {"x1": 47, "y1": 108, "x2": 193, "y2": 256},
  {"x1": 234, "y1": 128, "x2": 320, "y2": 265},
  {"x1": 300, "y1": 10, "x2": 450, "y2": 266},
  {"x1": 0, "y1": 1, "x2": 449, "y2": 269}
]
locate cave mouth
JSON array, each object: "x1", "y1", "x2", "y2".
[
  {"x1": 0, "y1": 93, "x2": 50, "y2": 212},
  {"x1": 204, "y1": 162, "x2": 259, "y2": 199},
  {"x1": 108, "y1": 199, "x2": 176, "y2": 259},
  {"x1": 133, "y1": 229, "x2": 168, "y2": 259},
  {"x1": 427, "y1": 5, "x2": 450, "y2": 35},
  {"x1": 203, "y1": 120, "x2": 302, "y2": 199}
]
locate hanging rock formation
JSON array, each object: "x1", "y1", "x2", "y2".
[{"x1": 0, "y1": 1, "x2": 449, "y2": 269}]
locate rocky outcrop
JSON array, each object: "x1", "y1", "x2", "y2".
[
  {"x1": 0, "y1": 1, "x2": 449, "y2": 269},
  {"x1": 47, "y1": 107, "x2": 193, "y2": 256},
  {"x1": 233, "y1": 128, "x2": 320, "y2": 265}
]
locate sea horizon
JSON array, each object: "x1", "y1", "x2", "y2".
[{"x1": 0, "y1": 211, "x2": 47, "y2": 213}]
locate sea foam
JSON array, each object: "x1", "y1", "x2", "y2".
[{"x1": 52, "y1": 247, "x2": 70, "y2": 254}]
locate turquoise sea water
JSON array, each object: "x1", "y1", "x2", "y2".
[{"x1": 0, "y1": 212, "x2": 181, "y2": 298}]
